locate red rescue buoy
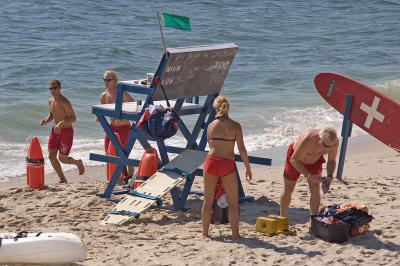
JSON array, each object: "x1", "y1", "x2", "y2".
[
  {"x1": 134, "y1": 148, "x2": 159, "y2": 189},
  {"x1": 26, "y1": 136, "x2": 45, "y2": 190},
  {"x1": 106, "y1": 133, "x2": 125, "y2": 183}
]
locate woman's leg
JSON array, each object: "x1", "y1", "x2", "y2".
[
  {"x1": 220, "y1": 172, "x2": 240, "y2": 239},
  {"x1": 201, "y1": 172, "x2": 218, "y2": 237}
]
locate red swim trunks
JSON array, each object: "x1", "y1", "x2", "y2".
[
  {"x1": 283, "y1": 143, "x2": 325, "y2": 182},
  {"x1": 104, "y1": 124, "x2": 131, "y2": 152},
  {"x1": 48, "y1": 127, "x2": 74, "y2": 156},
  {"x1": 204, "y1": 155, "x2": 235, "y2": 177}
]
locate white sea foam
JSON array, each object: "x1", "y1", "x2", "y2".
[
  {"x1": 0, "y1": 135, "x2": 195, "y2": 181},
  {"x1": 5, "y1": 77, "x2": 399, "y2": 182},
  {"x1": 0, "y1": 105, "x2": 368, "y2": 181},
  {"x1": 243, "y1": 106, "x2": 366, "y2": 151},
  {"x1": 375, "y1": 79, "x2": 400, "y2": 100}
]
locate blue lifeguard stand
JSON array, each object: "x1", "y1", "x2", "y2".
[
  {"x1": 336, "y1": 94, "x2": 353, "y2": 182},
  {"x1": 89, "y1": 43, "x2": 272, "y2": 210}
]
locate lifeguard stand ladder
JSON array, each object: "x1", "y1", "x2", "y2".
[{"x1": 90, "y1": 43, "x2": 272, "y2": 210}]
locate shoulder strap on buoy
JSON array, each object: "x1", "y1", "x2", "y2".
[
  {"x1": 26, "y1": 158, "x2": 45, "y2": 164},
  {"x1": 14, "y1": 231, "x2": 29, "y2": 241}
]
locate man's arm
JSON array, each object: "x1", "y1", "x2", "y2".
[
  {"x1": 96, "y1": 93, "x2": 106, "y2": 122},
  {"x1": 56, "y1": 99, "x2": 76, "y2": 130},
  {"x1": 123, "y1": 92, "x2": 134, "y2": 102},
  {"x1": 290, "y1": 135, "x2": 320, "y2": 184},
  {"x1": 326, "y1": 141, "x2": 339, "y2": 181},
  {"x1": 290, "y1": 136, "x2": 312, "y2": 177},
  {"x1": 99, "y1": 92, "x2": 106, "y2": 104},
  {"x1": 40, "y1": 99, "x2": 53, "y2": 126}
]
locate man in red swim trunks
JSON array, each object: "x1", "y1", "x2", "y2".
[
  {"x1": 99, "y1": 70, "x2": 134, "y2": 178},
  {"x1": 40, "y1": 80, "x2": 85, "y2": 183},
  {"x1": 280, "y1": 127, "x2": 338, "y2": 216}
]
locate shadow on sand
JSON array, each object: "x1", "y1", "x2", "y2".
[
  {"x1": 347, "y1": 230, "x2": 400, "y2": 252},
  {"x1": 211, "y1": 235, "x2": 323, "y2": 257},
  {"x1": 122, "y1": 196, "x2": 312, "y2": 227},
  {"x1": 239, "y1": 198, "x2": 311, "y2": 226},
  {"x1": 298, "y1": 227, "x2": 400, "y2": 253}
]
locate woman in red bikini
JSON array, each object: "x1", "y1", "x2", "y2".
[{"x1": 202, "y1": 96, "x2": 252, "y2": 239}]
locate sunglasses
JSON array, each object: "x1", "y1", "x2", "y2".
[
  {"x1": 103, "y1": 78, "x2": 113, "y2": 82},
  {"x1": 48, "y1": 86, "x2": 58, "y2": 90},
  {"x1": 322, "y1": 141, "x2": 334, "y2": 148}
]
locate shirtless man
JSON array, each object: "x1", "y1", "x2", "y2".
[
  {"x1": 40, "y1": 80, "x2": 85, "y2": 183},
  {"x1": 100, "y1": 70, "x2": 134, "y2": 178},
  {"x1": 280, "y1": 127, "x2": 339, "y2": 217}
]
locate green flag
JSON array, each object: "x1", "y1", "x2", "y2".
[{"x1": 161, "y1": 13, "x2": 191, "y2": 30}]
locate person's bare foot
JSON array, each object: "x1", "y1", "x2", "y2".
[
  {"x1": 231, "y1": 234, "x2": 241, "y2": 240},
  {"x1": 76, "y1": 159, "x2": 85, "y2": 175},
  {"x1": 59, "y1": 178, "x2": 67, "y2": 184}
]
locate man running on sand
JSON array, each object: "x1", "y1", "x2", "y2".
[
  {"x1": 40, "y1": 80, "x2": 85, "y2": 183},
  {"x1": 280, "y1": 127, "x2": 338, "y2": 216}
]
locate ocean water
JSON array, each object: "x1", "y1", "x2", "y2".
[{"x1": 1, "y1": 0, "x2": 399, "y2": 181}]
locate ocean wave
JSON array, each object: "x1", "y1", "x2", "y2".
[
  {"x1": 375, "y1": 79, "x2": 400, "y2": 101},
  {"x1": 0, "y1": 105, "x2": 368, "y2": 180},
  {"x1": 243, "y1": 106, "x2": 366, "y2": 151},
  {"x1": 0, "y1": 136, "x2": 193, "y2": 181},
  {"x1": 1, "y1": 0, "x2": 399, "y2": 180}
]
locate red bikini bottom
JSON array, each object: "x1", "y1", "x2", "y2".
[{"x1": 204, "y1": 155, "x2": 235, "y2": 177}]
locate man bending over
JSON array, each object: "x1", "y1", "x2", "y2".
[{"x1": 280, "y1": 127, "x2": 338, "y2": 217}]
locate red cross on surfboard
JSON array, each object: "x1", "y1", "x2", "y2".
[{"x1": 314, "y1": 72, "x2": 400, "y2": 153}]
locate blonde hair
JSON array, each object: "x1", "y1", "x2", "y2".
[
  {"x1": 213, "y1": 96, "x2": 230, "y2": 119},
  {"x1": 319, "y1": 127, "x2": 338, "y2": 142},
  {"x1": 104, "y1": 70, "x2": 118, "y2": 81}
]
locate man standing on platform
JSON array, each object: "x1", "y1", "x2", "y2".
[
  {"x1": 280, "y1": 127, "x2": 339, "y2": 217},
  {"x1": 99, "y1": 70, "x2": 134, "y2": 180},
  {"x1": 40, "y1": 80, "x2": 85, "y2": 183}
]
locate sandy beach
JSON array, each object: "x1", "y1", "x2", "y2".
[{"x1": 1, "y1": 135, "x2": 399, "y2": 265}]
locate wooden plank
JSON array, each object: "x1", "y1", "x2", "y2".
[
  {"x1": 101, "y1": 178, "x2": 184, "y2": 225},
  {"x1": 92, "y1": 101, "x2": 201, "y2": 114},
  {"x1": 102, "y1": 150, "x2": 207, "y2": 225}
]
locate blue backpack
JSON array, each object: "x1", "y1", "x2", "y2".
[
  {"x1": 138, "y1": 106, "x2": 179, "y2": 139},
  {"x1": 137, "y1": 77, "x2": 180, "y2": 139}
]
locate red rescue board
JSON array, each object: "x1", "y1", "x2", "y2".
[{"x1": 314, "y1": 72, "x2": 400, "y2": 153}]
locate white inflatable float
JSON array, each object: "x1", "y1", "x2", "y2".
[{"x1": 0, "y1": 232, "x2": 87, "y2": 264}]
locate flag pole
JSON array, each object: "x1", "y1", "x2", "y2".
[{"x1": 157, "y1": 11, "x2": 168, "y2": 59}]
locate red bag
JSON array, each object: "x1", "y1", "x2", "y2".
[
  {"x1": 214, "y1": 179, "x2": 227, "y2": 208},
  {"x1": 212, "y1": 179, "x2": 228, "y2": 224}
]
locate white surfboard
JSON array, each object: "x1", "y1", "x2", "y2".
[{"x1": 0, "y1": 232, "x2": 87, "y2": 264}]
